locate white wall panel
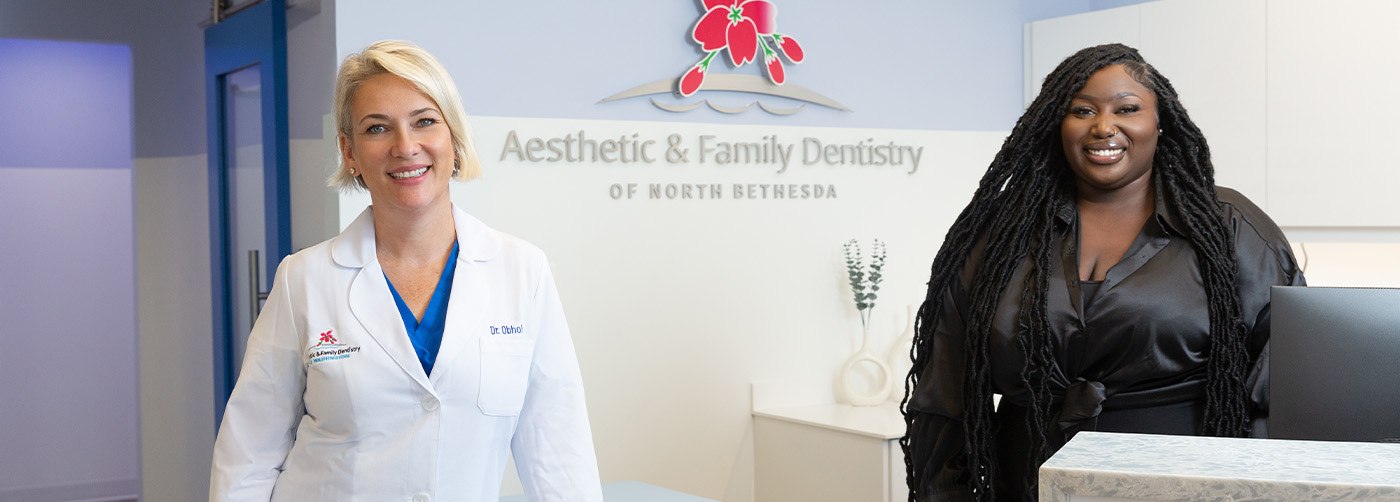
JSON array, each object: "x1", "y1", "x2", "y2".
[
  {"x1": 1025, "y1": 6, "x2": 1141, "y2": 105},
  {"x1": 1266, "y1": 0, "x2": 1400, "y2": 226},
  {"x1": 135, "y1": 153, "x2": 214, "y2": 502},
  {"x1": 1140, "y1": 0, "x2": 1267, "y2": 207}
]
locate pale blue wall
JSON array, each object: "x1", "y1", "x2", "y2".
[
  {"x1": 336, "y1": 0, "x2": 1151, "y2": 132},
  {"x1": 1024, "y1": 0, "x2": 1156, "y2": 21},
  {"x1": 0, "y1": 0, "x2": 1154, "y2": 156}
]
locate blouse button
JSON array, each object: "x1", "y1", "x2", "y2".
[
  {"x1": 412, "y1": 493, "x2": 431, "y2": 502},
  {"x1": 421, "y1": 395, "x2": 440, "y2": 411}
]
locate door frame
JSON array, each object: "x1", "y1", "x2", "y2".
[{"x1": 204, "y1": 0, "x2": 290, "y2": 426}]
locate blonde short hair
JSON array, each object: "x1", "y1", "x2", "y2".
[{"x1": 329, "y1": 40, "x2": 481, "y2": 190}]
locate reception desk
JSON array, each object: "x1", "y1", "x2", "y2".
[{"x1": 1039, "y1": 432, "x2": 1400, "y2": 501}]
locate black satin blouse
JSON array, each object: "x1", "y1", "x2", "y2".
[{"x1": 905, "y1": 187, "x2": 1305, "y2": 501}]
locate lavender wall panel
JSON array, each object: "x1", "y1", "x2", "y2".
[
  {"x1": 0, "y1": 38, "x2": 138, "y2": 500},
  {"x1": 0, "y1": 39, "x2": 132, "y2": 169}
]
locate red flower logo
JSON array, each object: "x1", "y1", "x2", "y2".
[
  {"x1": 680, "y1": 0, "x2": 806, "y2": 96},
  {"x1": 318, "y1": 330, "x2": 336, "y2": 345}
]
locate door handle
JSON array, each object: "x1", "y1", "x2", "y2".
[{"x1": 248, "y1": 249, "x2": 271, "y2": 327}]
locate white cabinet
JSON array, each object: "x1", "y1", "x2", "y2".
[
  {"x1": 1265, "y1": 0, "x2": 1400, "y2": 226},
  {"x1": 1026, "y1": 0, "x2": 1400, "y2": 227},
  {"x1": 1140, "y1": 0, "x2": 1268, "y2": 209},
  {"x1": 1024, "y1": 4, "x2": 1142, "y2": 106},
  {"x1": 1024, "y1": 6, "x2": 1141, "y2": 106},
  {"x1": 752, "y1": 403, "x2": 907, "y2": 502}
]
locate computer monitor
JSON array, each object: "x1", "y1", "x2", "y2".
[{"x1": 1270, "y1": 286, "x2": 1400, "y2": 442}]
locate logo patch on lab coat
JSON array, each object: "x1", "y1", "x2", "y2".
[
  {"x1": 489, "y1": 324, "x2": 524, "y2": 335},
  {"x1": 307, "y1": 329, "x2": 361, "y2": 365}
]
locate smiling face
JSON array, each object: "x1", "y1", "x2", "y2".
[
  {"x1": 1060, "y1": 64, "x2": 1159, "y2": 198},
  {"x1": 339, "y1": 73, "x2": 455, "y2": 215}
]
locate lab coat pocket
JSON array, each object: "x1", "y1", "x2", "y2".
[{"x1": 477, "y1": 336, "x2": 536, "y2": 416}]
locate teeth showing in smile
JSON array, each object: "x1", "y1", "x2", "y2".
[
  {"x1": 1089, "y1": 148, "x2": 1125, "y2": 157},
  {"x1": 389, "y1": 167, "x2": 429, "y2": 179}
]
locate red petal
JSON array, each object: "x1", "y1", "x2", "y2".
[
  {"x1": 679, "y1": 65, "x2": 706, "y2": 96},
  {"x1": 692, "y1": 7, "x2": 730, "y2": 51},
  {"x1": 739, "y1": 1, "x2": 776, "y2": 35},
  {"x1": 726, "y1": 19, "x2": 758, "y2": 66},
  {"x1": 702, "y1": 0, "x2": 735, "y2": 9},
  {"x1": 780, "y1": 35, "x2": 805, "y2": 63},
  {"x1": 766, "y1": 56, "x2": 785, "y2": 85}
]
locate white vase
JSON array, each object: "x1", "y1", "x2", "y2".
[
  {"x1": 887, "y1": 304, "x2": 917, "y2": 403},
  {"x1": 835, "y1": 322, "x2": 894, "y2": 406}
]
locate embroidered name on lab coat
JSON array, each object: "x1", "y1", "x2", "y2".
[
  {"x1": 307, "y1": 329, "x2": 361, "y2": 365},
  {"x1": 489, "y1": 324, "x2": 524, "y2": 335}
]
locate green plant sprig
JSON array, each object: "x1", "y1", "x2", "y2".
[{"x1": 843, "y1": 238, "x2": 887, "y2": 331}]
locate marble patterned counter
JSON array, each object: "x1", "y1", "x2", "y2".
[{"x1": 1039, "y1": 432, "x2": 1400, "y2": 501}]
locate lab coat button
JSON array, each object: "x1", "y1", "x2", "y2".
[
  {"x1": 421, "y1": 395, "x2": 440, "y2": 411},
  {"x1": 412, "y1": 493, "x2": 430, "y2": 502}
]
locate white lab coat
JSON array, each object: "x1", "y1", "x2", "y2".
[{"x1": 210, "y1": 205, "x2": 603, "y2": 502}]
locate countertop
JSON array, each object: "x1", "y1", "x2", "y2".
[{"x1": 1040, "y1": 431, "x2": 1400, "y2": 500}]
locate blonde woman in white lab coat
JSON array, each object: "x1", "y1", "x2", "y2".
[{"x1": 210, "y1": 40, "x2": 603, "y2": 502}]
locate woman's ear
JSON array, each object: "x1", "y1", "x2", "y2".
[{"x1": 338, "y1": 133, "x2": 355, "y2": 165}]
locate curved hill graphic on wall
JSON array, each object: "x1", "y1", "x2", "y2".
[
  {"x1": 599, "y1": 0, "x2": 849, "y2": 115},
  {"x1": 600, "y1": 74, "x2": 850, "y2": 115}
]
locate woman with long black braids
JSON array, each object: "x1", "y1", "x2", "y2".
[{"x1": 900, "y1": 44, "x2": 1304, "y2": 501}]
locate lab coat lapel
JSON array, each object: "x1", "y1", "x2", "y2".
[
  {"x1": 430, "y1": 258, "x2": 489, "y2": 386},
  {"x1": 349, "y1": 261, "x2": 434, "y2": 391},
  {"x1": 336, "y1": 207, "x2": 434, "y2": 392},
  {"x1": 430, "y1": 206, "x2": 503, "y2": 385}
]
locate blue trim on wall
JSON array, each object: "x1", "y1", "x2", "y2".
[{"x1": 204, "y1": 0, "x2": 290, "y2": 427}]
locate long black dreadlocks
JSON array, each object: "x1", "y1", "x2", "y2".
[{"x1": 900, "y1": 43, "x2": 1251, "y2": 501}]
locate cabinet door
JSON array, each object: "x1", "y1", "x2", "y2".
[
  {"x1": 887, "y1": 439, "x2": 908, "y2": 502},
  {"x1": 1267, "y1": 0, "x2": 1400, "y2": 226},
  {"x1": 1141, "y1": 0, "x2": 1267, "y2": 207},
  {"x1": 754, "y1": 417, "x2": 888, "y2": 502},
  {"x1": 1024, "y1": 6, "x2": 1140, "y2": 106}
]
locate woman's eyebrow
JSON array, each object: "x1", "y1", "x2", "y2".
[
  {"x1": 357, "y1": 113, "x2": 389, "y2": 124},
  {"x1": 357, "y1": 108, "x2": 440, "y2": 124},
  {"x1": 1074, "y1": 91, "x2": 1141, "y2": 101}
]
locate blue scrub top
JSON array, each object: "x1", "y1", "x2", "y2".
[{"x1": 384, "y1": 241, "x2": 459, "y2": 376}]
